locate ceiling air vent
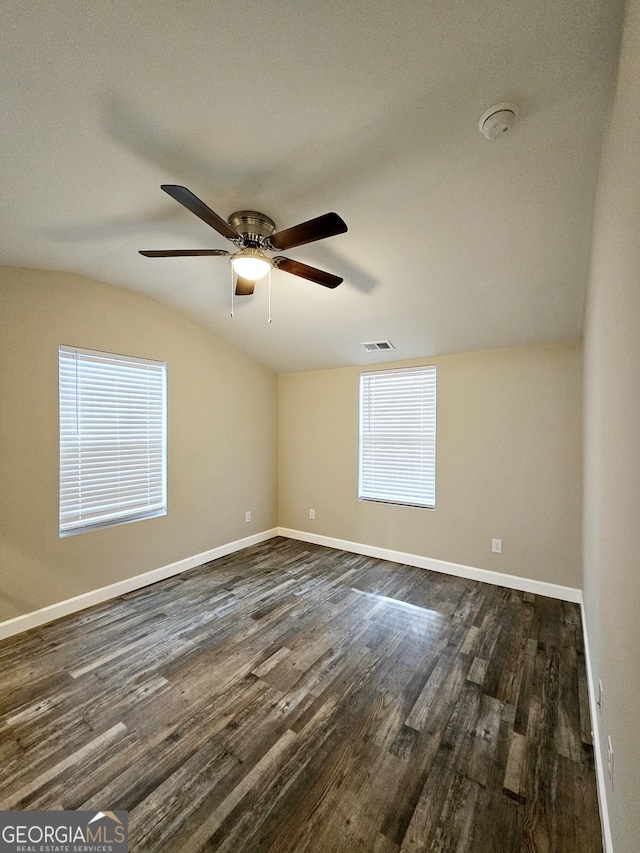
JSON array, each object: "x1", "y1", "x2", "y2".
[{"x1": 362, "y1": 340, "x2": 395, "y2": 352}]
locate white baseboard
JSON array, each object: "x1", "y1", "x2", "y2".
[
  {"x1": 0, "y1": 529, "x2": 279, "y2": 641},
  {"x1": 580, "y1": 599, "x2": 613, "y2": 853},
  {"x1": 277, "y1": 527, "x2": 582, "y2": 603},
  {"x1": 0, "y1": 526, "x2": 581, "y2": 635}
]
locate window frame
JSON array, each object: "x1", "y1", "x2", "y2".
[
  {"x1": 58, "y1": 345, "x2": 167, "y2": 537},
  {"x1": 358, "y1": 364, "x2": 437, "y2": 510}
]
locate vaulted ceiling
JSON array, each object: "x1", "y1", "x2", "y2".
[{"x1": 2, "y1": 0, "x2": 624, "y2": 372}]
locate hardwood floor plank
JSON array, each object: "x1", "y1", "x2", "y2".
[
  {"x1": 260, "y1": 723, "x2": 406, "y2": 852},
  {"x1": 404, "y1": 623, "x2": 470, "y2": 732},
  {"x1": 428, "y1": 773, "x2": 483, "y2": 853},
  {"x1": 465, "y1": 692, "x2": 503, "y2": 787},
  {"x1": 0, "y1": 722, "x2": 127, "y2": 809},
  {"x1": 78, "y1": 678, "x2": 270, "y2": 812},
  {"x1": 503, "y1": 730, "x2": 527, "y2": 801},
  {"x1": 181, "y1": 730, "x2": 299, "y2": 853},
  {"x1": 129, "y1": 743, "x2": 240, "y2": 851},
  {"x1": 466, "y1": 656, "x2": 488, "y2": 685},
  {"x1": 398, "y1": 681, "x2": 481, "y2": 851}
]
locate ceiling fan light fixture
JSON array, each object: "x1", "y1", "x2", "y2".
[{"x1": 230, "y1": 248, "x2": 272, "y2": 281}]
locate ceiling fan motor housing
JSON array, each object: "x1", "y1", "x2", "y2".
[
  {"x1": 227, "y1": 210, "x2": 276, "y2": 246},
  {"x1": 139, "y1": 186, "x2": 346, "y2": 289}
]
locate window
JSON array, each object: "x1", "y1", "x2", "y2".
[
  {"x1": 359, "y1": 365, "x2": 436, "y2": 508},
  {"x1": 59, "y1": 346, "x2": 167, "y2": 536}
]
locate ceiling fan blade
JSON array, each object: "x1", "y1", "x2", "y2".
[
  {"x1": 139, "y1": 249, "x2": 230, "y2": 257},
  {"x1": 273, "y1": 257, "x2": 343, "y2": 288},
  {"x1": 235, "y1": 276, "x2": 255, "y2": 296},
  {"x1": 268, "y1": 212, "x2": 347, "y2": 251},
  {"x1": 161, "y1": 185, "x2": 241, "y2": 242}
]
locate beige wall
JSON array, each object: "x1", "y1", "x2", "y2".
[
  {"x1": 583, "y1": 0, "x2": 640, "y2": 849},
  {"x1": 0, "y1": 272, "x2": 585, "y2": 622},
  {"x1": 0, "y1": 267, "x2": 278, "y2": 621},
  {"x1": 279, "y1": 341, "x2": 583, "y2": 587}
]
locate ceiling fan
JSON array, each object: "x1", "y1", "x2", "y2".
[{"x1": 140, "y1": 185, "x2": 348, "y2": 296}]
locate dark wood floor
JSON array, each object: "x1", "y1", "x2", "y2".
[{"x1": 0, "y1": 537, "x2": 602, "y2": 852}]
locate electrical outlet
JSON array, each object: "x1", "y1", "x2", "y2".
[
  {"x1": 492, "y1": 538, "x2": 502, "y2": 554},
  {"x1": 309, "y1": 508, "x2": 315, "y2": 520},
  {"x1": 598, "y1": 680, "x2": 603, "y2": 718},
  {"x1": 607, "y1": 735, "x2": 614, "y2": 789},
  {"x1": 245, "y1": 511, "x2": 251, "y2": 523}
]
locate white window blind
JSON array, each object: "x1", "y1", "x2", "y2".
[
  {"x1": 359, "y1": 365, "x2": 436, "y2": 509},
  {"x1": 59, "y1": 346, "x2": 167, "y2": 536}
]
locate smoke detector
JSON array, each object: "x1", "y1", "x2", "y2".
[{"x1": 479, "y1": 103, "x2": 519, "y2": 140}]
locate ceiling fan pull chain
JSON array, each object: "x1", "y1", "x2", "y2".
[
  {"x1": 230, "y1": 266, "x2": 235, "y2": 318},
  {"x1": 268, "y1": 268, "x2": 272, "y2": 324}
]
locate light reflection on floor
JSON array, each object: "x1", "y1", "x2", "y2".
[{"x1": 349, "y1": 587, "x2": 446, "y2": 622}]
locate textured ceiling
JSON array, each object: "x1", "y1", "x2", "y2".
[{"x1": 1, "y1": 0, "x2": 624, "y2": 372}]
